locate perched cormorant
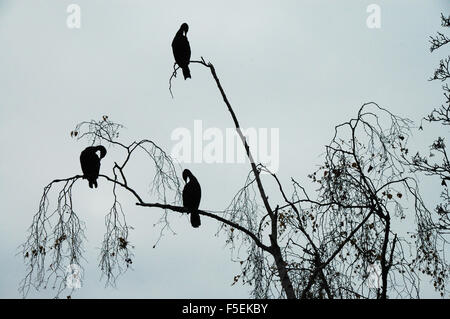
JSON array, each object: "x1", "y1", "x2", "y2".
[
  {"x1": 172, "y1": 23, "x2": 191, "y2": 80},
  {"x1": 182, "y1": 169, "x2": 201, "y2": 228},
  {"x1": 80, "y1": 145, "x2": 107, "y2": 188}
]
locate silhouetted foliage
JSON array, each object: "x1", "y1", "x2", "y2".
[
  {"x1": 20, "y1": 117, "x2": 182, "y2": 296},
  {"x1": 406, "y1": 13, "x2": 450, "y2": 235},
  {"x1": 20, "y1": 20, "x2": 449, "y2": 299}
]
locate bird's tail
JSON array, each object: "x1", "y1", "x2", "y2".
[
  {"x1": 88, "y1": 178, "x2": 98, "y2": 189},
  {"x1": 190, "y1": 211, "x2": 201, "y2": 228},
  {"x1": 182, "y1": 66, "x2": 191, "y2": 80}
]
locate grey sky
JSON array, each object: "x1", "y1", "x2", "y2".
[{"x1": 0, "y1": 0, "x2": 449, "y2": 298}]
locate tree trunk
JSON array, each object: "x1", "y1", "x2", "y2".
[{"x1": 270, "y1": 236, "x2": 296, "y2": 299}]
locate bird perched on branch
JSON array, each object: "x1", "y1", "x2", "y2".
[
  {"x1": 80, "y1": 145, "x2": 107, "y2": 188},
  {"x1": 172, "y1": 23, "x2": 191, "y2": 80},
  {"x1": 182, "y1": 169, "x2": 201, "y2": 228}
]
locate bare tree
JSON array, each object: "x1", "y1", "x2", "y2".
[
  {"x1": 20, "y1": 118, "x2": 182, "y2": 297},
  {"x1": 406, "y1": 13, "x2": 450, "y2": 234},
  {"x1": 20, "y1": 58, "x2": 448, "y2": 299}
]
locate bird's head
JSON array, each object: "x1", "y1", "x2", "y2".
[
  {"x1": 182, "y1": 169, "x2": 192, "y2": 182},
  {"x1": 95, "y1": 145, "x2": 107, "y2": 159},
  {"x1": 180, "y1": 23, "x2": 189, "y2": 35}
]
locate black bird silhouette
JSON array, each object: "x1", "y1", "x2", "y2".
[
  {"x1": 172, "y1": 23, "x2": 191, "y2": 80},
  {"x1": 182, "y1": 169, "x2": 201, "y2": 228},
  {"x1": 80, "y1": 145, "x2": 107, "y2": 188}
]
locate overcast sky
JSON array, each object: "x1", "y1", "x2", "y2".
[{"x1": 0, "y1": 0, "x2": 449, "y2": 298}]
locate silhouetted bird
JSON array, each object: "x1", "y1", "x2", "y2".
[
  {"x1": 182, "y1": 169, "x2": 201, "y2": 228},
  {"x1": 80, "y1": 145, "x2": 107, "y2": 188},
  {"x1": 172, "y1": 23, "x2": 191, "y2": 80}
]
